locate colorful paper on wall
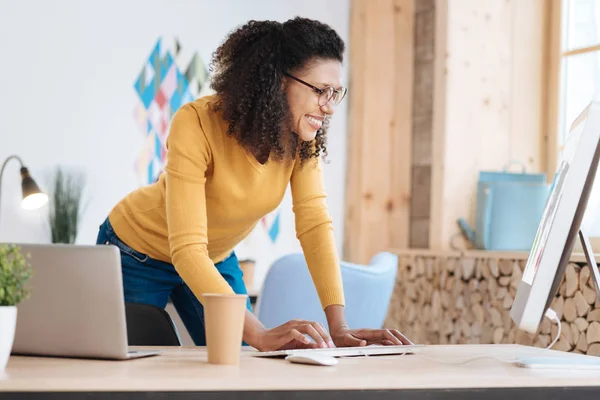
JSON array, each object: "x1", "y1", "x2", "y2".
[{"x1": 133, "y1": 37, "x2": 209, "y2": 185}]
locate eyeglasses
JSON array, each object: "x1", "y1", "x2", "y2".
[{"x1": 283, "y1": 72, "x2": 347, "y2": 107}]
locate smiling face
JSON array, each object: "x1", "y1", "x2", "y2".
[{"x1": 284, "y1": 58, "x2": 343, "y2": 142}]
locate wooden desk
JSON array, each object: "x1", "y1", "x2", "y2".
[{"x1": 2, "y1": 344, "x2": 600, "y2": 399}]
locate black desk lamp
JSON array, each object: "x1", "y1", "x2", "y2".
[{"x1": 0, "y1": 155, "x2": 48, "y2": 225}]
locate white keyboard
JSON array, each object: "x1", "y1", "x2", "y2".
[{"x1": 251, "y1": 344, "x2": 423, "y2": 358}]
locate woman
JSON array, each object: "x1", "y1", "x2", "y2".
[{"x1": 97, "y1": 17, "x2": 411, "y2": 351}]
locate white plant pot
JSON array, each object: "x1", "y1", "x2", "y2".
[{"x1": 0, "y1": 306, "x2": 17, "y2": 370}]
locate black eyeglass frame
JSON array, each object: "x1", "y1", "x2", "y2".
[{"x1": 283, "y1": 72, "x2": 347, "y2": 107}]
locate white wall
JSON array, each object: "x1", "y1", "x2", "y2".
[{"x1": 0, "y1": 0, "x2": 349, "y2": 288}]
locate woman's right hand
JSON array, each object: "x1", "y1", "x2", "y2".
[{"x1": 254, "y1": 319, "x2": 336, "y2": 352}]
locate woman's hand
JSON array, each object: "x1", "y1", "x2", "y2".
[
  {"x1": 330, "y1": 326, "x2": 413, "y2": 347},
  {"x1": 254, "y1": 319, "x2": 336, "y2": 352}
]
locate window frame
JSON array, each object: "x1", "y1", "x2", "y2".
[{"x1": 546, "y1": 0, "x2": 600, "y2": 251}]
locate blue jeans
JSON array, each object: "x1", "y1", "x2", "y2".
[{"x1": 96, "y1": 217, "x2": 252, "y2": 346}]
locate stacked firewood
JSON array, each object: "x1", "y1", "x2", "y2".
[{"x1": 384, "y1": 255, "x2": 600, "y2": 355}]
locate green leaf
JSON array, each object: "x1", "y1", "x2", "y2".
[{"x1": 0, "y1": 244, "x2": 32, "y2": 306}]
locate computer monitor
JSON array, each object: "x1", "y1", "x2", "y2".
[{"x1": 511, "y1": 101, "x2": 600, "y2": 334}]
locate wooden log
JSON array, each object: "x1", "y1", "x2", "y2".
[
  {"x1": 406, "y1": 283, "x2": 418, "y2": 301},
  {"x1": 455, "y1": 296, "x2": 464, "y2": 310},
  {"x1": 563, "y1": 297, "x2": 577, "y2": 322},
  {"x1": 488, "y1": 259, "x2": 500, "y2": 278},
  {"x1": 475, "y1": 259, "x2": 484, "y2": 280},
  {"x1": 489, "y1": 307, "x2": 503, "y2": 328},
  {"x1": 426, "y1": 258, "x2": 434, "y2": 280},
  {"x1": 507, "y1": 330, "x2": 516, "y2": 344},
  {"x1": 452, "y1": 278, "x2": 463, "y2": 298},
  {"x1": 472, "y1": 303, "x2": 485, "y2": 324},
  {"x1": 575, "y1": 317, "x2": 589, "y2": 332},
  {"x1": 499, "y1": 276, "x2": 511, "y2": 287},
  {"x1": 515, "y1": 330, "x2": 534, "y2": 346},
  {"x1": 431, "y1": 290, "x2": 441, "y2": 317},
  {"x1": 462, "y1": 258, "x2": 475, "y2": 280},
  {"x1": 440, "y1": 268, "x2": 448, "y2": 290},
  {"x1": 480, "y1": 280, "x2": 490, "y2": 294},
  {"x1": 588, "y1": 343, "x2": 600, "y2": 357},
  {"x1": 552, "y1": 296, "x2": 565, "y2": 320},
  {"x1": 586, "y1": 322, "x2": 600, "y2": 345},
  {"x1": 540, "y1": 317, "x2": 552, "y2": 335},
  {"x1": 577, "y1": 334, "x2": 588, "y2": 352},
  {"x1": 446, "y1": 258, "x2": 456, "y2": 273},
  {"x1": 441, "y1": 292, "x2": 451, "y2": 309},
  {"x1": 499, "y1": 260, "x2": 513, "y2": 276},
  {"x1": 454, "y1": 259, "x2": 463, "y2": 279},
  {"x1": 575, "y1": 291, "x2": 591, "y2": 317},
  {"x1": 571, "y1": 322, "x2": 580, "y2": 346},
  {"x1": 583, "y1": 284, "x2": 597, "y2": 306},
  {"x1": 407, "y1": 260, "x2": 417, "y2": 281},
  {"x1": 580, "y1": 265, "x2": 591, "y2": 290},
  {"x1": 503, "y1": 293, "x2": 514, "y2": 309},
  {"x1": 468, "y1": 278, "x2": 478, "y2": 292},
  {"x1": 463, "y1": 309, "x2": 474, "y2": 325},
  {"x1": 496, "y1": 287, "x2": 508, "y2": 300},
  {"x1": 534, "y1": 334, "x2": 551, "y2": 348},
  {"x1": 510, "y1": 262, "x2": 522, "y2": 290},
  {"x1": 442, "y1": 319, "x2": 454, "y2": 336},
  {"x1": 590, "y1": 309, "x2": 600, "y2": 323},
  {"x1": 460, "y1": 319, "x2": 470, "y2": 338},
  {"x1": 562, "y1": 321, "x2": 574, "y2": 347},
  {"x1": 406, "y1": 304, "x2": 417, "y2": 323},
  {"x1": 555, "y1": 335, "x2": 573, "y2": 352},
  {"x1": 416, "y1": 257, "x2": 425, "y2": 276},
  {"x1": 482, "y1": 326, "x2": 494, "y2": 343},
  {"x1": 471, "y1": 292, "x2": 483, "y2": 305},
  {"x1": 439, "y1": 334, "x2": 449, "y2": 345},
  {"x1": 493, "y1": 327, "x2": 504, "y2": 344},
  {"x1": 503, "y1": 312, "x2": 513, "y2": 332},
  {"x1": 472, "y1": 321, "x2": 483, "y2": 337},
  {"x1": 565, "y1": 263, "x2": 578, "y2": 297},
  {"x1": 559, "y1": 279, "x2": 567, "y2": 298},
  {"x1": 445, "y1": 275, "x2": 454, "y2": 292}
]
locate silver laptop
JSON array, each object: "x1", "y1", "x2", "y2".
[{"x1": 9, "y1": 243, "x2": 159, "y2": 360}]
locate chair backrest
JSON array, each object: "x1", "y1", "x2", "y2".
[
  {"x1": 125, "y1": 302, "x2": 182, "y2": 346},
  {"x1": 255, "y1": 252, "x2": 398, "y2": 330}
]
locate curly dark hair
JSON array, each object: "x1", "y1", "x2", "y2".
[{"x1": 209, "y1": 17, "x2": 345, "y2": 165}]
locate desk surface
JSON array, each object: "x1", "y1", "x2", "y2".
[{"x1": 3, "y1": 344, "x2": 600, "y2": 399}]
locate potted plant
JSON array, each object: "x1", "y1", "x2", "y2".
[
  {"x1": 47, "y1": 166, "x2": 86, "y2": 244},
  {"x1": 0, "y1": 244, "x2": 32, "y2": 370}
]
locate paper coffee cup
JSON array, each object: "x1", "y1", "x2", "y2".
[{"x1": 203, "y1": 293, "x2": 247, "y2": 365}]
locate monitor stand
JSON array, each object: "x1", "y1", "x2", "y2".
[
  {"x1": 516, "y1": 230, "x2": 600, "y2": 369},
  {"x1": 579, "y1": 229, "x2": 600, "y2": 305}
]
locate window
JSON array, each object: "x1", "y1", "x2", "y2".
[{"x1": 552, "y1": 0, "x2": 600, "y2": 248}]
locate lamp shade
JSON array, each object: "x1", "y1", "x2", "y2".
[{"x1": 20, "y1": 167, "x2": 48, "y2": 210}]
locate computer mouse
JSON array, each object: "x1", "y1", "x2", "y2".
[{"x1": 285, "y1": 354, "x2": 339, "y2": 366}]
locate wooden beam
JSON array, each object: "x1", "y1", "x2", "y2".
[
  {"x1": 429, "y1": 0, "x2": 448, "y2": 250},
  {"x1": 542, "y1": 0, "x2": 563, "y2": 181},
  {"x1": 344, "y1": 0, "x2": 414, "y2": 264}
]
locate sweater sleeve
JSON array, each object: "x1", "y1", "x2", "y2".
[
  {"x1": 290, "y1": 156, "x2": 345, "y2": 309},
  {"x1": 164, "y1": 104, "x2": 235, "y2": 303}
]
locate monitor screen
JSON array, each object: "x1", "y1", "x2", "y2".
[{"x1": 521, "y1": 121, "x2": 584, "y2": 285}]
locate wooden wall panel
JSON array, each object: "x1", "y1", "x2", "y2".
[
  {"x1": 344, "y1": 0, "x2": 414, "y2": 264},
  {"x1": 429, "y1": 0, "x2": 547, "y2": 250}
]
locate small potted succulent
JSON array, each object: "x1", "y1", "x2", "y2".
[{"x1": 0, "y1": 244, "x2": 32, "y2": 370}]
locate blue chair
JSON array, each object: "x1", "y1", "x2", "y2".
[{"x1": 255, "y1": 252, "x2": 398, "y2": 330}]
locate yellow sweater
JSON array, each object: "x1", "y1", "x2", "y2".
[{"x1": 108, "y1": 95, "x2": 345, "y2": 308}]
